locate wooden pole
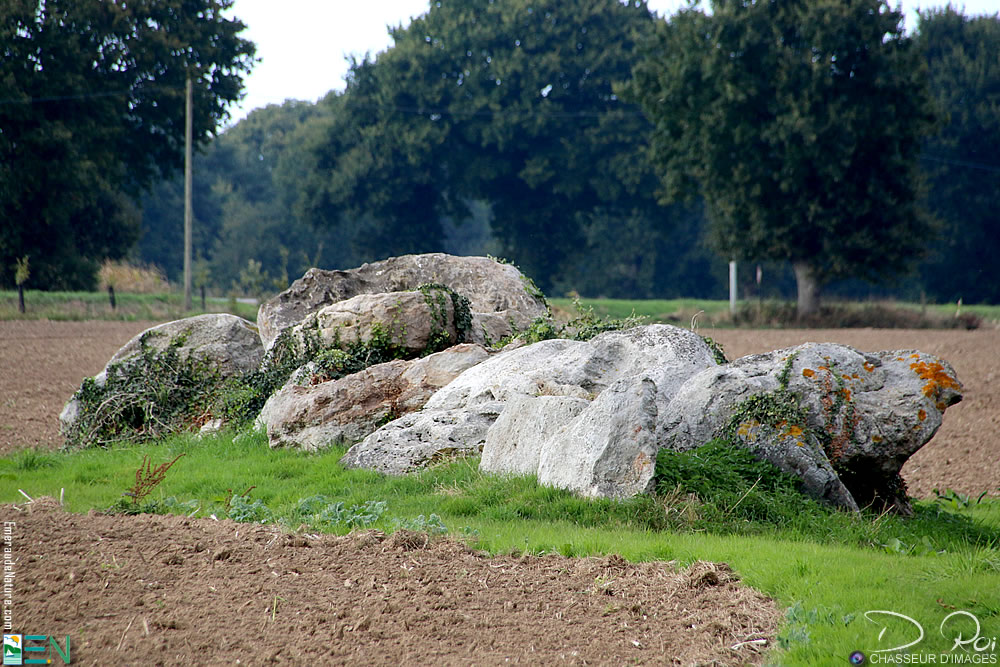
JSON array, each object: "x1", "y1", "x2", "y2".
[
  {"x1": 184, "y1": 74, "x2": 193, "y2": 312},
  {"x1": 729, "y1": 260, "x2": 737, "y2": 314}
]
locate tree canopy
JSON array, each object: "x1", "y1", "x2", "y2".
[
  {"x1": 627, "y1": 0, "x2": 939, "y2": 314},
  {"x1": 0, "y1": 0, "x2": 255, "y2": 289},
  {"x1": 916, "y1": 8, "x2": 1000, "y2": 304},
  {"x1": 293, "y1": 0, "x2": 663, "y2": 291}
]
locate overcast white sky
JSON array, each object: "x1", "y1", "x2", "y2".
[{"x1": 226, "y1": 0, "x2": 999, "y2": 124}]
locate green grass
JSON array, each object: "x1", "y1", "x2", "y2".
[
  {"x1": 550, "y1": 297, "x2": 732, "y2": 326},
  {"x1": 5, "y1": 291, "x2": 999, "y2": 328},
  {"x1": 0, "y1": 289, "x2": 259, "y2": 321},
  {"x1": 2, "y1": 433, "x2": 998, "y2": 664},
  {"x1": 551, "y1": 297, "x2": 1000, "y2": 329}
]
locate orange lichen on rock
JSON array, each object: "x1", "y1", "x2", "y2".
[
  {"x1": 909, "y1": 360, "x2": 961, "y2": 399},
  {"x1": 802, "y1": 368, "x2": 815, "y2": 378},
  {"x1": 841, "y1": 388, "x2": 852, "y2": 401},
  {"x1": 872, "y1": 435, "x2": 884, "y2": 444},
  {"x1": 736, "y1": 421, "x2": 759, "y2": 441},
  {"x1": 783, "y1": 424, "x2": 804, "y2": 438},
  {"x1": 918, "y1": 409, "x2": 927, "y2": 422}
]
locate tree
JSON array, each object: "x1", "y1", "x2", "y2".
[
  {"x1": 916, "y1": 8, "x2": 1000, "y2": 304},
  {"x1": 627, "y1": 0, "x2": 939, "y2": 315},
  {"x1": 295, "y1": 0, "x2": 662, "y2": 291},
  {"x1": 0, "y1": 0, "x2": 255, "y2": 289},
  {"x1": 139, "y1": 100, "x2": 351, "y2": 290}
]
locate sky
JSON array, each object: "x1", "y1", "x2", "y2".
[{"x1": 225, "y1": 0, "x2": 999, "y2": 124}]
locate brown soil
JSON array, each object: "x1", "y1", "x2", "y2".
[
  {"x1": 2, "y1": 500, "x2": 780, "y2": 666},
  {"x1": 2, "y1": 321, "x2": 997, "y2": 665}
]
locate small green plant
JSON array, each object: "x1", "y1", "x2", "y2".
[
  {"x1": 292, "y1": 495, "x2": 388, "y2": 528},
  {"x1": 4, "y1": 449, "x2": 58, "y2": 472},
  {"x1": 701, "y1": 335, "x2": 728, "y2": 364},
  {"x1": 227, "y1": 495, "x2": 274, "y2": 523},
  {"x1": 226, "y1": 487, "x2": 274, "y2": 524},
  {"x1": 933, "y1": 488, "x2": 989, "y2": 510},
  {"x1": 415, "y1": 283, "x2": 473, "y2": 349},
  {"x1": 394, "y1": 513, "x2": 448, "y2": 535},
  {"x1": 654, "y1": 441, "x2": 815, "y2": 526},
  {"x1": 106, "y1": 453, "x2": 188, "y2": 514},
  {"x1": 496, "y1": 298, "x2": 645, "y2": 348}
]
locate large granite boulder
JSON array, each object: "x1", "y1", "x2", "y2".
[
  {"x1": 283, "y1": 291, "x2": 460, "y2": 358},
  {"x1": 341, "y1": 325, "x2": 719, "y2": 475},
  {"x1": 659, "y1": 342, "x2": 963, "y2": 512},
  {"x1": 481, "y1": 394, "x2": 589, "y2": 477},
  {"x1": 101, "y1": 313, "x2": 262, "y2": 377},
  {"x1": 257, "y1": 254, "x2": 549, "y2": 349},
  {"x1": 60, "y1": 314, "x2": 263, "y2": 442},
  {"x1": 257, "y1": 344, "x2": 489, "y2": 451},
  {"x1": 535, "y1": 375, "x2": 661, "y2": 499}
]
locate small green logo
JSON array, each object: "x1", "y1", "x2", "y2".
[{"x1": 2, "y1": 634, "x2": 22, "y2": 666}]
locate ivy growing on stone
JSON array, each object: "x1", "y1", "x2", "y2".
[
  {"x1": 64, "y1": 330, "x2": 223, "y2": 449},
  {"x1": 414, "y1": 283, "x2": 473, "y2": 350},
  {"x1": 701, "y1": 336, "x2": 728, "y2": 365},
  {"x1": 495, "y1": 298, "x2": 646, "y2": 348},
  {"x1": 720, "y1": 353, "x2": 812, "y2": 444}
]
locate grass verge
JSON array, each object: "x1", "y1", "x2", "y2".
[
  {"x1": 549, "y1": 297, "x2": 1000, "y2": 329},
  {"x1": 0, "y1": 289, "x2": 258, "y2": 321},
  {"x1": 1, "y1": 433, "x2": 997, "y2": 663}
]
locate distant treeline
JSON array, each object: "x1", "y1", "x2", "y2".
[{"x1": 129, "y1": 4, "x2": 998, "y2": 304}]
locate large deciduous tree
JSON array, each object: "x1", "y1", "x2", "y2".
[
  {"x1": 295, "y1": 0, "x2": 661, "y2": 291},
  {"x1": 916, "y1": 8, "x2": 1000, "y2": 304},
  {"x1": 627, "y1": 0, "x2": 938, "y2": 315},
  {"x1": 0, "y1": 0, "x2": 255, "y2": 289}
]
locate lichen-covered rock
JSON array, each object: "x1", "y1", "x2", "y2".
[
  {"x1": 257, "y1": 344, "x2": 488, "y2": 451},
  {"x1": 343, "y1": 325, "x2": 718, "y2": 477},
  {"x1": 659, "y1": 342, "x2": 963, "y2": 512},
  {"x1": 285, "y1": 291, "x2": 459, "y2": 358},
  {"x1": 257, "y1": 254, "x2": 549, "y2": 349},
  {"x1": 105, "y1": 313, "x2": 263, "y2": 377}
]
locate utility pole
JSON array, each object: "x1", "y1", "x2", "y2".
[
  {"x1": 729, "y1": 260, "x2": 738, "y2": 314},
  {"x1": 184, "y1": 73, "x2": 193, "y2": 312}
]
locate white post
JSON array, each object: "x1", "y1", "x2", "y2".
[
  {"x1": 729, "y1": 260, "x2": 737, "y2": 313},
  {"x1": 184, "y1": 74, "x2": 193, "y2": 312}
]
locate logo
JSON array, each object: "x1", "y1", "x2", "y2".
[
  {"x1": 2, "y1": 636, "x2": 69, "y2": 665},
  {"x1": 3, "y1": 635, "x2": 21, "y2": 666},
  {"x1": 861, "y1": 610, "x2": 997, "y2": 664}
]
